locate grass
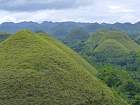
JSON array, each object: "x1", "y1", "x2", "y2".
[
  {"x1": 0, "y1": 30, "x2": 128, "y2": 105},
  {"x1": 94, "y1": 39, "x2": 129, "y2": 56},
  {"x1": 83, "y1": 30, "x2": 140, "y2": 54},
  {"x1": 80, "y1": 30, "x2": 140, "y2": 68}
]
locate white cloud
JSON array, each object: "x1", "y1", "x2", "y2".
[
  {"x1": 109, "y1": 6, "x2": 121, "y2": 10},
  {"x1": 0, "y1": 0, "x2": 139, "y2": 23},
  {"x1": 109, "y1": 5, "x2": 134, "y2": 13}
]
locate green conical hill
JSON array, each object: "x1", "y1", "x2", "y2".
[{"x1": 0, "y1": 30, "x2": 128, "y2": 105}]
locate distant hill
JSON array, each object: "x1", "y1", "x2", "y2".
[
  {"x1": 0, "y1": 32, "x2": 11, "y2": 41},
  {"x1": 64, "y1": 29, "x2": 140, "y2": 105},
  {"x1": 0, "y1": 30, "x2": 128, "y2": 105},
  {"x1": 0, "y1": 21, "x2": 140, "y2": 40},
  {"x1": 80, "y1": 30, "x2": 140, "y2": 69},
  {"x1": 64, "y1": 27, "x2": 89, "y2": 51}
]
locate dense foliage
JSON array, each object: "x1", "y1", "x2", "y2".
[
  {"x1": 97, "y1": 65, "x2": 140, "y2": 105},
  {"x1": 64, "y1": 30, "x2": 140, "y2": 105},
  {"x1": 80, "y1": 30, "x2": 140, "y2": 70}
]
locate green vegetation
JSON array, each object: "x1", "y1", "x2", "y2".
[
  {"x1": 64, "y1": 27, "x2": 89, "y2": 52},
  {"x1": 94, "y1": 39, "x2": 129, "y2": 55},
  {"x1": 80, "y1": 30, "x2": 140, "y2": 70},
  {"x1": 81, "y1": 30, "x2": 140, "y2": 105},
  {"x1": 97, "y1": 65, "x2": 140, "y2": 105},
  {"x1": 64, "y1": 30, "x2": 140, "y2": 105},
  {"x1": 0, "y1": 30, "x2": 128, "y2": 105}
]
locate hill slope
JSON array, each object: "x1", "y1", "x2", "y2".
[
  {"x1": 83, "y1": 30, "x2": 140, "y2": 53},
  {"x1": 81, "y1": 30, "x2": 140, "y2": 68},
  {"x1": 0, "y1": 30, "x2": 128, "y2": 105},
  {"x1": 72, "y1": 30, "x2": 140, "y2": 105},
  {"x1": 94, "y1": 39, "x2": 129, "y2": 56}
]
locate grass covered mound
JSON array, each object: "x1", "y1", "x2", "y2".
[
  {"x1": 83, "y1": 30, "x2": 140, "y2": 54},
  {"x1": 0, "y1": 30, "x2": 127, "y2": 105},
  {"x1": 81, "y1": 30, "x2": 140, "y2": 67},
  {"x1": 94, "y1": 39, "x2": 129, "y2": 56}
]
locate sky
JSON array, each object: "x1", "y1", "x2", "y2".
[{"x1": 0, "y1": 0, "x2": 139, "y2": 23}]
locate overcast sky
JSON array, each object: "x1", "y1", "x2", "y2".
[{"x1": 0, "y1": 0, "x2": 139, "y2": 23}]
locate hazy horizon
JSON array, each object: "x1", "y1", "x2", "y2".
[{"x1": 1, "y1": 20, "x2": 140, "y2": 25}]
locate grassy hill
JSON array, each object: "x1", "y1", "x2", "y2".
[
  {"x1": 65, "y1": 30, "x2": 140, "y2": 105},
  {"x1": 83, "y1": 30, "x2": 140, "y2": 53},
  {"x1": 0, "y1": 30, "x2": 128, "y2": 105},
  {"x1": 94, "y1": 39, "x2": 129, "y2": 56},
  {"x1": 81, "y1": 30, "x2": 140, "y2": 69}
]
